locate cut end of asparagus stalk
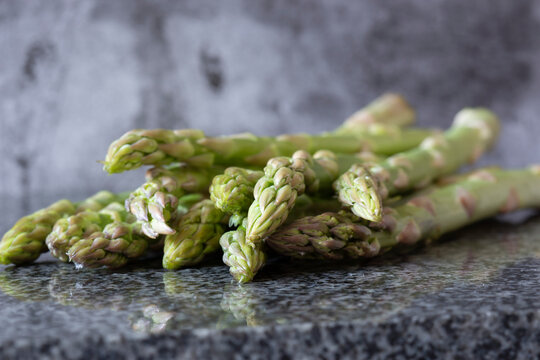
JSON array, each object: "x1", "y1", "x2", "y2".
[{"x1": 334, "y1": 164, "x2": 383, "y2": 222}]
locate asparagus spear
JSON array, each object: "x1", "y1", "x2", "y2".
[
  {"x1": 163, "y1": 188, "x2": 343, "y2": 274},
  {"x1": 210, "y1": 167, "x2": 264, "y2": 216},
  {"x1": 162, "y1": 199, "x2": 230, "y2": 270},
  {"x1": 47, "y1": 195, "x2": 203, "y2": 268},
  {"x1": 334, "y1": 108, "x2": 500, "y2": 222},
  {"x1": 103, "y1": 94, "x2": 427, "y2": 174},
  {"x1": 334, "y1": 93, "x2": 416, "y2": 131},
  {"x1": 104, "y1": 126, "x2": 431, "y2": 174},
  {"x1": 220, "y1": 220, "x2": 266, "y2": 284},
  {"x1": 0, "y1": 191, "x2": 128, "y2": 265},
  {"x1": 66, "y1": 220, "x2": 149, "y2": 269},
  {"x1": 268, "y1": 166, "x2": 540, "y2": 260},
  {"x1": 221, "y1": 196, "x2": 343, "y2": 283},
  {"x1": 246, "y1": 150, "x2": 380, "y2": 245},
  {"x1": 126, "y1": 164, "x2": 223, "y2": 238},
  {"x1": 46, "y1": 202, "x2": 145, "y2": 267}
]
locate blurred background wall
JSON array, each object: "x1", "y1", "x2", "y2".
[{"x1": 1, "y1": 0, "x2": 540, "y2": 233}]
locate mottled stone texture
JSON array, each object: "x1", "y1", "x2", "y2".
[{"x1": 1, "y1": 0, "x2": 540, "y2": 232}]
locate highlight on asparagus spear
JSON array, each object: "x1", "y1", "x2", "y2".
[
  {"x1": 126, "y1": 164, "x2": 223, "y2": 238},
  {"x1": 245, "y1": 150, "x2": 381, "y2": 245},
  {"x1": 162, "y1": 199, "x2": 230, "y2": 270},
  {"x1": 0, "y1": 191, "x2": 128, "y2": 265},
  {"x1": 210, "y1": 167, "x2": 264, "y2": 216},
  {"x1": 268, "y1": 166, "x2": 540, "y2": 260},
  {"x1": 220, "y1": 220, "x2": 266, "y2": 284},
  {"x1": 103, "y1": 94, "x2": 428, "y2": 174},
  {"x1": 334, "y1": 108, "x2": 500, "y2": 222},
  {"x1": 335, "y1": 93, "x2": 416, "y2": 131}
]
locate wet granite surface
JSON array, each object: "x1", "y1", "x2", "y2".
[{"x1": 0, "y1": 215, "x2": 539, "y2": 359}]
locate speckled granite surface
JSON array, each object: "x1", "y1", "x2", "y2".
[{"x1": 0, "y1": 215, "x2": 539, "y2": 359}]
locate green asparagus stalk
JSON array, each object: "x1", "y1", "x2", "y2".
[
  {"x1": 334, "y1": 93, "x2": 416, "y2": 131},
  {"x1": 220, "y1": 220, "x2": 266, "y2": 284},
  {"x1": 245, "y1": 150, "x2": 380, "y2": 245},
  {"x1": 0, "y1": 191, "x2": 128, "y2": 265},
  {"x1": 162, "y1": 199, "x2": 230, "y2": 270},
  {"x1": 104, "y1": 126, "x2": 430, "y2": 174},
  {"x1": 334, "y1": 108, "x2": 500, "y2": 222},
  {"x1": 268, "y1": 166, "x2": 540, "y2": 260},
  {"x1": 103, "y1": 94, "x2": 427, "y2": 174},
  {"x1": 126, "y1": 164, "x2": 223, "y2": 238}
]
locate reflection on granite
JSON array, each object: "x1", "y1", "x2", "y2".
[{"x1": 0, "y1": 216, "x2": 539, "y2": 359}]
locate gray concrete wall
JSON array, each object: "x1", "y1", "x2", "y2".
[{"x1": 1, "y1": 0, "x2": 540, "y2": 233}]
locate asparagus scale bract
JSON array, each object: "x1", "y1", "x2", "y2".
[
  {"x1": 335, "y1": 108, "x2": 500, "y2": 222},
  {"x1": 0, "y1": 191, "x2": 127, "y2": 265},
  {"x1": 268, "y1": 167, "x2": 540, "y2": 260}
]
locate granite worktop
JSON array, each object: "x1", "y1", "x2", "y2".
[{"x1": 0, "y1": 215, "x2": 539, "y2": 359}]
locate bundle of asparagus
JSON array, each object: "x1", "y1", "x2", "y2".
[{"x1": 1, "y1": 92, "x2": 538, "y2": 286}]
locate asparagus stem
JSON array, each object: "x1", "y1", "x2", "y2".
[
  {"x1": 126, "y1": 164, "x2": 223, "y2": 238},
  {"x1": 103, "y1": 94, "x2": 427, "y2": 174},
  {"x1": 162, "y1": 199, "x2": 229, "y2": 270},
  {"x1": 0, "y1": 191, "x2": 127, "y2": 265},
  {"x1": 268, "y1": 166, "x2": 540, "y2": 260},
  {"x1": 334, "y1": 108, "x2": 500, "y2": 222}
]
